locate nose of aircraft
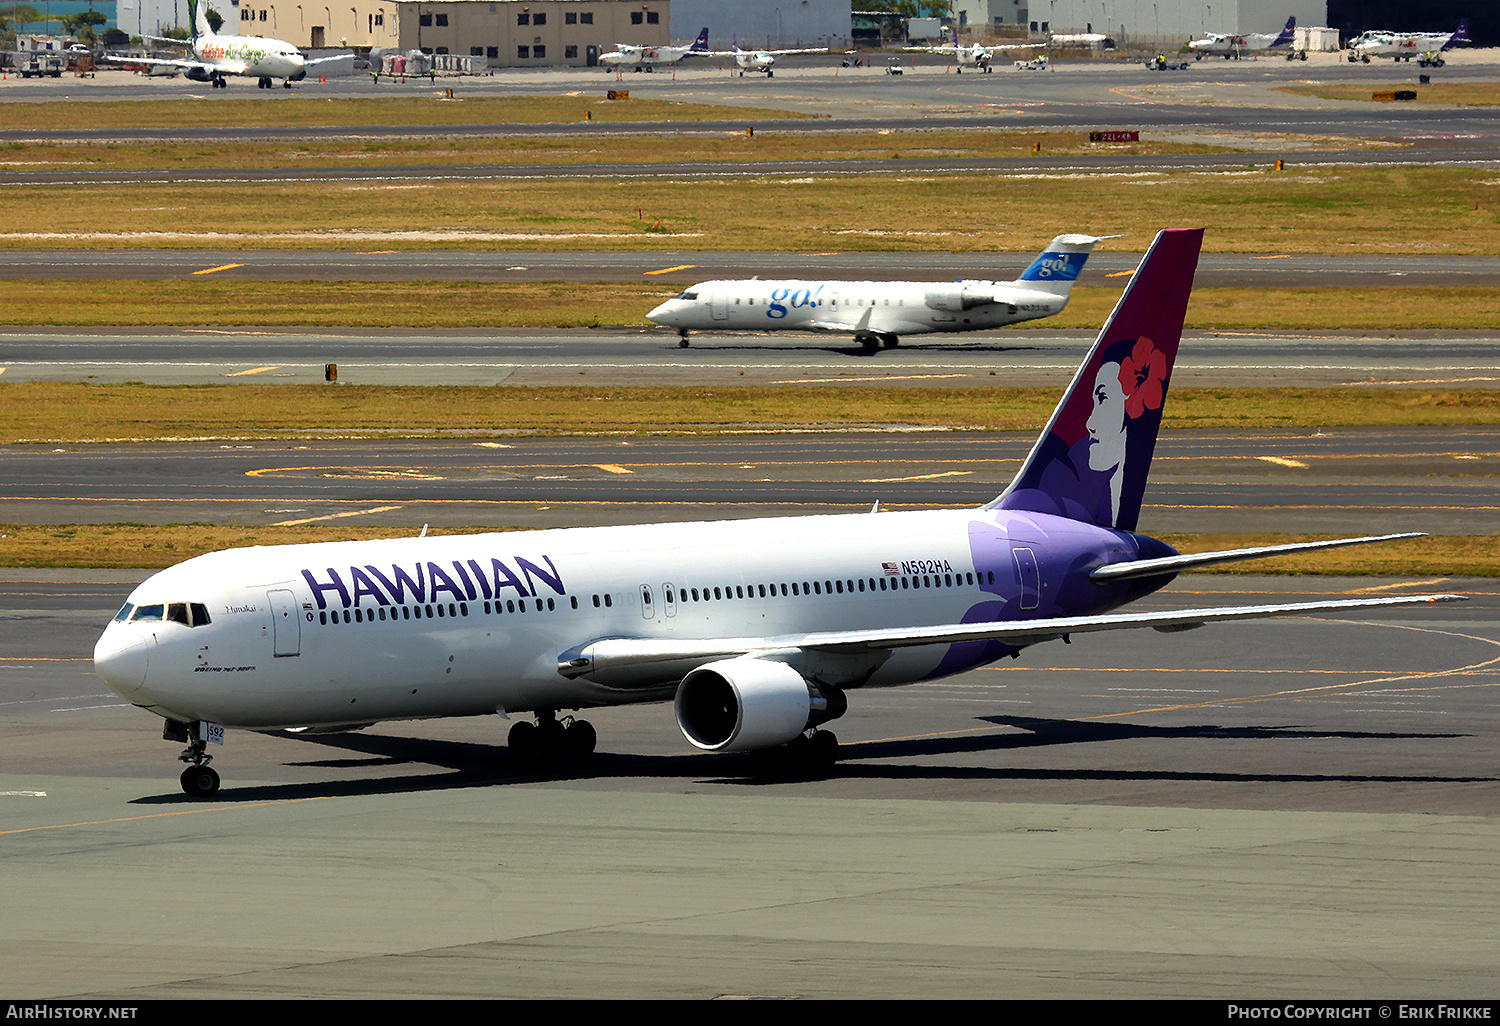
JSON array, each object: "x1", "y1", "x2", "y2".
[
  {"x1": 646, "y1": 299, "x2": 680, "y2": 326},
  {"x1": 94, "y1": 629, "x2": 152, "y2": 697}
]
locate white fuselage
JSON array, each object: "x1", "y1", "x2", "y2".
[
  {"x1": 193, "y1": 30, "x2": 306, "y2": 79},
  {"x1": 92, "y1": 508, "x2": 1128, "y2": 731},
  {"x1": 736, "y1": 51, "x2": 774, "y2": 72},
  {"x1": 647, "y1": 278, "x2": 1067, "y2": 339},
  {"x1": 600, "y1": 45, "x2": 695, "y2": 70},
  {"x1": 1349, "y1": 31, "x2": 1450, "y2": 59}
]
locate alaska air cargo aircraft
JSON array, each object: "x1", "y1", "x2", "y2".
[
  {"x1": 648, "y1": 234, "x2": 1103, "y2": 349},
  {"x1": 94, "y1": 229, "x2": 1462, "y2": 797},
  {"x1": 113, "y1": 0, "x2": 348, "y2": 88}
]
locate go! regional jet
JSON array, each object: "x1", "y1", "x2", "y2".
[
  {"x1": 93, "y1": 229, "x2": 1463, "y2": 797},
  {"x1": 648, "y1": 234, "x2": 1104, "y2": 349}
]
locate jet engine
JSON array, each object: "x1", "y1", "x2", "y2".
[
  {"x1": 674, "y1": 657, "x2": 847, "y2": 753},
  {"x1": 923, "y1": 282, "x2": 1013, "y2": 313}
]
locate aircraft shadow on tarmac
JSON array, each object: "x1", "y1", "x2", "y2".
[
  {"x1": 659, "y1": 338, "x2": 1053, "y2": 357},
  {"x1": 126, "y1": 715, "x2": 1490, "y2": 804}
]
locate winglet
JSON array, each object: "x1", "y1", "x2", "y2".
[{"x1": 991, "y1": 228, "x2": 1203, "y2": 531}]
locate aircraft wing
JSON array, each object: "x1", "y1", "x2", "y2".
[
  {"x1": 305, "y1": 53, "x2": 355, "y2": 66},
  {"x1": 108, "y1": 54, "x2": 213, "y2": 72},
  {"x1": 560, "y1": 593, "x2": 1466, "y2": 679}
]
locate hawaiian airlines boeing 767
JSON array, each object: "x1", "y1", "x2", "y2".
[{"x1": 94, "y1": 229, "x2": 1462, "y2": 796}]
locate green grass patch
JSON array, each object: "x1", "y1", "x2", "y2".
[
  {"x1": 4, "y1": 523, "x2": 1493, "y2": 575},
  {"x1": 5, "y1": 165, "x2": 1498, "y2": 254},
  {"x1": 0, "y1": 130, "x2": 1249, "y2": 172},
  {"x1": 7, "y1": 282, "x2": 1500, "y2": 331},
  {"x1": 0, "y1": 95, "x2": 816, "y2": 131},
  {"x1": 1274, "y1": 81, "x2": 1500, "y2": 105},
  {"x1": 2, "y1": 383, "x2": 1496, "y2": 443}
]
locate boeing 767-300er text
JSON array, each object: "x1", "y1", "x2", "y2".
[
  {"x1": 94, "y1": 229, "x2": 1463, "y2": 796},
  {"x1": 648, "y1": 234, "x2": 1103, "y2": 348}
]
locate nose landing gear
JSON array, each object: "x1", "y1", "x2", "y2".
[{"x1": 166, "y1": 718, "x2": 223, "y2": 797}]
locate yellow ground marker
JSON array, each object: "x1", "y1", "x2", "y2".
[
  {"x1": 644, "y1": 264, "x2": 697, "y2": 275},
  {"x1": 191, "y1": 263, "x2": 244, "y2": 275},
  {"x1": 225, "y1": 366, "x2": 280, "y2": 377},
  {"x1": 273, "y1": 505, "x2": 404, "y2": 526}
]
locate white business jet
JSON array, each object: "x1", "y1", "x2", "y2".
[
  {"x1": 1189, "y1": 17, "x2": 1297, "y2": 60},
  {"x1": 94, "y1": 228, "x2": 1463, "y2": 797},
  {"x1": 599, "y1": 27, "x2": 710, "y2": 73},
  {"x1": 112, "y1": 0, "x2": 347, "y2": 88},
  {"x1": 648, "y1": 234, "x2": 1104, "y2": 349}
]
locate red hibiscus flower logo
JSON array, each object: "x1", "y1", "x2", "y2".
[{"x1": 1118, "y1": 336, "x2": 1166, "y2": 419}]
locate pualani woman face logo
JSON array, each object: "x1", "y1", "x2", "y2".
[{"x1": 1084, "y1": 336, "x2": 1168, "y2": 523}]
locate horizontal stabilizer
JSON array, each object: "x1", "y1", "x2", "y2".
[{"x1": 1090, "y1": 532, "x2": 1427, "y2": 582}]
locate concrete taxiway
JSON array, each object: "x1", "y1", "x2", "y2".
[{"x1": 3, "y1": 568, "x2": 1497, "y2": 998}]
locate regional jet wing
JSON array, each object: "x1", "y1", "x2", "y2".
[{"x1": 559, "y1": 593, "x2": 1465, "y2": 679}]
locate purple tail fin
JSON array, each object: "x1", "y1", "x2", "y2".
[
  {"x1": 991, "y1": 228, "x2": 1203, "y2": 532},
  {"x1": 691, "y1": 28, "x2": 710, "y2": 51}
]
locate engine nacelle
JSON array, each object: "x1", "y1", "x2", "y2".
[
  {"x1": 674, "y1": 658, "x2": 846, "y2": 753},
  {"x1": 923, "y1": 281, "x2": 1005, "y2": 312}
]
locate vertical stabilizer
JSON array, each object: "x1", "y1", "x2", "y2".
[
  {"x1": 1444, "y1": 19, "x2": 1471, "y2": 50},
  {"x1": 189, "y1": 0, "x2": 212, "y2": 39},
  {"x1": 1272, "y1": 17, "x2": 1296, "y2": 47},
  {"x1": 1012, "y1": 234, "x2": 1103, "y2": 297},
  {"x1": 691, "y1": 28, "x2": 710, "y2": 51},
  {"x1": 990, "y1": 228, "x2": 1203, "y2": 532}
]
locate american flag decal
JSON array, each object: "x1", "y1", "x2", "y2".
[{"x1": 881, "y1": 562, "x2": 899, "y2": 576}]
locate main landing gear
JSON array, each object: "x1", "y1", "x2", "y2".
[
  {"x1": 855, "y1": 332, "x2": 900, "y2": 350},
  {"x1": 507, "y1": 709, "x2": 597, "y2": 765},
  {"x1": 749, "y1": 728, "x2": 839, "y2": 776},
  {"x1": 678, "y1": 329, "x2": 691, "y2": 348}
]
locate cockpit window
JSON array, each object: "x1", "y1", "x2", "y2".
[
  {"x1": 676, "y1": 290, "x2": 698, "y2": 301},
  {"x1": 127, "y1": 602, "x2": 212, "y2": 626}
]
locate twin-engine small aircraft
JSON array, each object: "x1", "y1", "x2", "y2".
[
  {"x1": 111, "y1": 0, "x2": 347, "y2": 88},
  {"x1": 647, "y1": 234, "x2": 1104, "y2": 349},
  {"x1": 1189, "y1": 17, "x2": 1296, "y2": 59},
  {"x1": 1346, "y1": 20, "x2": 1470, "y2": 63},
  {"x1": 94, "y1": 228, "x2": 1463, "y2": 797},
  {"x1": 600, "y1": 27, "x2": 710, "y2": 72}
]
